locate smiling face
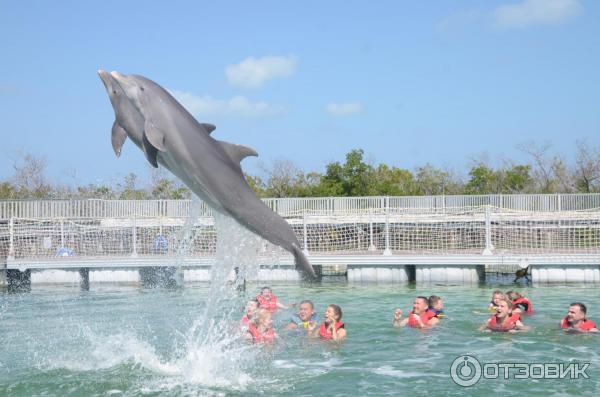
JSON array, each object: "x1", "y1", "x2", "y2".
[
  {"x1": 412, "y1": 297, "x2": 428, "y2": 314},
  {"x1": 260, "y1": 288, "x2": 272, "y2": 300},
  {"x1": 298, "y1": 302, "x2": 314, "y2": 322}
]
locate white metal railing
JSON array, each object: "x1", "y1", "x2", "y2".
[
  {"x1": 3, "y1": 206, "x2": 600, "y2": 261},
  {"x1": 2, "y1": 194, "x2": 600, "y2": 220}
]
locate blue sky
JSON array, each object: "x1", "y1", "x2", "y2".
[{"x1": 1, "y1": 0, "x2": 599, "y2": 187}]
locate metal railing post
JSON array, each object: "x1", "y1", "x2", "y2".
[
  {"x1": 483, "y1": 206, "x2": 494, "y2": 255},
  {"x1": 302, "y1": 211, "x2": 309, "y2": 255},
  {"x1": 60, "y1": 218, "x2": 65, "y2": 248},
  {"x1": 131, "y1": 215, "x2": 138, "y2": 257},
  {"x1": 383, "y1": 197, "x2": 392, "y2": 256},
  {"x1": 368, "y1": 218, "x2": 376, "y2": 251},
  {"x1": 8, "y1": 217, "x2": 15, "y2": 260}
]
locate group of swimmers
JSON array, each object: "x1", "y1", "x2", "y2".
[
  {"x1": 241, "y1": 286, "x2": 346, "y2": 343},
  {"x1": 393, "y1": 290, "x2": 598, "y2": 334},
  {"x1": 241, "y1": 286, "x2": 598, "y2": 344}
]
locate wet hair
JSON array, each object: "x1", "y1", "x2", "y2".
[
  {"x1": 428, "y1": 295, "x2": 442, "y2": 307},
  {"x1": 506, "y1": 291, "x2": 522, "y2": 301},
  {"x1": 570, "y1": 302, "x2": 587, "y2": 315},
  {"x1": 416, "y1": 296, "x2": 429, "y2": 306},
  {"x1": 299, "y1": 299, "x2": 314, "y2": 309},
  {"x1": 496, "y1": 298, "x2": 513, "y2": 310},
  {"x1": 328, "y1": 304, "x2": 343, "y2": 320},
  {"x1": 492, "y1": 290, "x2": 504, "y2": 297},
  {"x1": 251, "y1": 308, "x2": 271, "y2": 326},
  {"x1": 261, "y1": 286, "x2": 272, "y2": 293}
]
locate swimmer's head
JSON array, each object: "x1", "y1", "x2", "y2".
[
  {"x1": 495, "y1": 298, "x2": 513, "y2": 318},
  {"x1": 260, "y1": 286, "x2": 273, "y2": 299},
  {"x1": 252, "y1": 308, "x2": 273, "y2": 328},
  {"x1": 245, "y1": 299, "x2": 259, "y2": 317},
  {"x1": 491, "y1": 290, "x2": 506, "y2": 306},
  {"x1": 567, "y1": 302, "x2": 587, "y2": 322},
  {"x1": 298, "y1": 300, "x2": 315, "y2": 322},
  {"x1": 506, "y1": 291, "x2": 522, "y2": 301},
  {"x1": 413, "y1": 296, "x2": 429, "y2": 314},
  {"x1": 428, "y1": 295, "x2": 444, "y2": 311}
]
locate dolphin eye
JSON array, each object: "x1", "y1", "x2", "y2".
[
  {"x1": 113, "y1": 90, "x2": 117, "y2": 94},
  {"x1": 140, "y1": 86, "x2": 145, "y2": 91}
]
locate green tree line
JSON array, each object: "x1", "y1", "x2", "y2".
[{"x1": 1, "y1": 141, "x2": 599, "y2": 200}]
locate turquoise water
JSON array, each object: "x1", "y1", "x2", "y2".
[{"x1": 1, "y1": 281, "x2": 599, "y2": 397}]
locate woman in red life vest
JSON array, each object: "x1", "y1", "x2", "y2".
[
  {"x1": 311, "y1": 304, "x2": 346, "y2": 341},
  {"x1": 244, "y1": 308, "x2": 277, "y2": 343},
  {"x1": 241, "y1": 299, "x2": 259, "y2": 328},
  {"x1": 393, "y1": 296, "x2": 439, "y2": 329},
  {"x1": 506, "y1": 291, "x2": 533, "y2": 315},
  {"x1": 480, "y1": 298, "x2": 528, "y2": 333},
  {"x1": 256, "y1": 286, "x2": 290, "y2": 312},
  {"x1": 560, "y1": 302, "x2": 599, "y2": 333}
]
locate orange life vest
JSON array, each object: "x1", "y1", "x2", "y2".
[
  {"x1": 319, "y1": 321, "x2": 345, "y2": 340},
  {"x1": 256, "y1": 294, "x2": 278, "y2": 312},
  {"x1": 247, "y1": 323, "x2": 276, "y2": 343},
  {"x1": 512, "y1": 297, "x2": 533, "y2": 314},
  {"x1": 560, "y1": 316, "x2": 597, "y2": 331},
  {"x1": 407, "y1": 310, "x2": 435, "y2": 328},
  {"x1": 488, "y1": 312, "x2": 520, "y2": 332}
]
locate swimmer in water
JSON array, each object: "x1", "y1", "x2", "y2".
[
  {"x1": 559, "y1": 302, "x2": 599, "y2": 333},
  {"x1": 393, "y1": 296, "x2": 440, "y2": 329},
  {"x1": 241, "y1": 299, "x2": 259, "y2": 328},
  {"x1": 287, "y1": 299, "x2": 319, "y2": 331},
  {"x1": 311, "y1": 304, "x2": 346, "y2": 341},
  {"x1": 428, "y1": 295, "x2": 445, "y2": 319},
  {"x1": 256, "y1": 286, "x2": 292, "y2": 312},
  {"x1": 506, "y1": 290, "x2": 533, "y2": 315},
  {"x1": 244, "y1": 308, "x2": 277, "y2": 343},
  {"x1": 480, "y1": 298, "x2": 528, "y2": 333},
  {"x1": 488, "y1": 290, "x2": 506, "y2": 313}
]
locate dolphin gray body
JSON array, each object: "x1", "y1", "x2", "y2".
[{"x1": 98, "y1": 70, "x2": 316, "y2": 279}]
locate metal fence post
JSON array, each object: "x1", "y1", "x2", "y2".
[
  {"x1": 383, "y1": 197, "x2": 392, "y2": 256},
  {"x1": 8, "y1": 217, "x2": 15, "y2": 260},
  {"x1": 131, "y1": 215, "x2": 138, "y2": 257},
  {"x1": 303, "y1": 211, "x2": 309, "y2": 255},
  {"x1": 368, "y1": 218, "x2": 376, "y2": 251},
  {"x1": 483, "y1": 206, "x2": 494, "y2": 255},
  {"x1": 60, "y1": 218, "x2": 65, "y2": 248}
]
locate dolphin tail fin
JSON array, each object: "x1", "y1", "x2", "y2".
[{"x1": 292, "y1": 244, "x2": 318, "y2": 281}]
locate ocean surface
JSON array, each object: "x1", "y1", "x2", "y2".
[{"x1": 1, "y1": 279, "x2": 599, "y2": 397}]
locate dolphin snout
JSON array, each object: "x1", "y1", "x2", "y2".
[{"x1": 97, "y1": 69, "x2": 112, "y2": 90}]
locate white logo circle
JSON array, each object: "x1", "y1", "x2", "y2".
[{"x1": 450, "y1": 355, "x2": 482, "y2": 387}]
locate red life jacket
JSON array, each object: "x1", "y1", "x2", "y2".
[
  {"x1": 407, "y1": 310, "x2": 435, "y2": 328},
  {"x1": 512, "y1": 297, "x2": 533, "y2": 314},
  {"x1": 256, "y1": 294, "x2": 278, "y2": 312},
  {"x1": 488, "y1": 312, "x2": 520, "y2": 332},
  {"x1": 241, "y1": 315, "x2": 250, "y2": 326},
  {"x1": 560, "y1": 316, "x2": 597, "y2": 331},
  {"x1": 247, "y1": 323, "x2": 276, "y2": 343},
  {"x1": 319, "y1": 321, "x2": 345, "y2": 340}
]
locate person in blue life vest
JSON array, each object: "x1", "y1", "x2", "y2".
[{"x1": 287, "y1": 300, "x2": 319, "y2": 331}]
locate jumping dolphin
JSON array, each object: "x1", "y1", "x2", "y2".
[{"x1": 100, "y1": 71, "x2": 316, "y2": 279}]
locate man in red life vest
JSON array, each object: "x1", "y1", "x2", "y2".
[
  {"x1": 560, "y1": 302, "x2": 599, "y2": 333},
  {"x1": 256, "y1": 286, "x2": 292, "y2": 312},
  {"x1": 393, "y1": 296, "x2": 440, "y2": 328}
]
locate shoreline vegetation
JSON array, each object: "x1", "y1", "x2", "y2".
[{"x1": 1, "y1": 141, "x2": 599, "y2": 200}]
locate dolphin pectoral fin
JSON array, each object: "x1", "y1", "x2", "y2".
[
  {"x1": 111, "y1": 121, "x2": 128, "y2": 157},
  {"x1": 218, "y1": 140, "x2": 259, "y2": 164},
  {"x1": 144, "y1": 121, "x2": 167, "y2": 152},
  {"x1": 142, "y1": 132, "x2": 159, "y2": 168},
  {"x1": 201, "y1": 123, "x2": 216, "y2": 134}
]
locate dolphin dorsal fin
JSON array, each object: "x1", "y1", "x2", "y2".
[
  {"x1": 111, "y1": 121, "x2": 128, "y2": 157},
  {"x1": 218, "y1": 140, "x2": 258, "y2": 164},
  {"x1": 144, "y1": 121, "x2": 167, "y2": 152},
  {"x1": 201, "y1": 123, "x2": 216, "y2": 134}
]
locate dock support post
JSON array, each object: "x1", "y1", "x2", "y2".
[
  {"x1": 8, "y1": 217, "x2": 15, "y2": 260},
  {"x1": 79, "y1": 268, "x2": 90, "y2": 291},
  {"x1": 7, "y1": 269, "x2": 31, "y2": 292}
]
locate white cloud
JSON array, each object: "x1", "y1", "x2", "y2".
[
  {"x1": 171, "y1": 90, "x2": 286, "y2": 118},
  {"x1": 326, "y1": 102, "x2": 363, "y2": 116},
  {"x1": 226, "y1": 55, "x2": 297, "y2": 89},
  {"x1": 493, "y1": 0, "x2": 581, "y2": 29}
]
